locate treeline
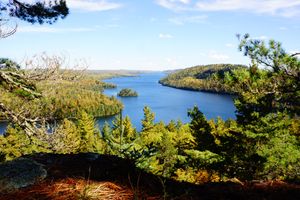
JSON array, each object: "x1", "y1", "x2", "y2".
[
  {"x1": 0, "y1": 71, "x2": 123, "y2": 121},
  {"x1": 159, "y1": 64, "x2": 247, "y2": 93},
  {"x1": 36, "y1": 78, "x2": 122, "y2": 119},
  {"x1": 1, "y1": 103, "x2": 299, "y2": 183}
]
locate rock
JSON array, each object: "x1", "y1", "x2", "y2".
[{"x1": 0, "y1": 158, "x2": 47, "y2": 193}]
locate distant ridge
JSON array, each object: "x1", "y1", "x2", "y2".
[{"x1": 159, "y1": 64, "x2": 247, "y2": 94}]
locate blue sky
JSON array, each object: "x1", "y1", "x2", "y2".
[{"x1": 1, "y1": 0, "x2": 300, "y2": 70}]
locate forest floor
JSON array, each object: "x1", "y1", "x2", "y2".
[{"x1": 1, "y1": 153, "x2": 300, "y2": 200}]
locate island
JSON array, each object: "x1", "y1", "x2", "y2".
[{"x1": 117, "y1": 88, "x2": 138, "y2": 97}]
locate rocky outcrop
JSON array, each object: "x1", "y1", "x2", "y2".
[{"x1": 0, "y1": 158, "x2": 47, "y2": 193}]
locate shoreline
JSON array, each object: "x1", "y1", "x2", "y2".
[{"x1": 158, "y1": 81, "x2": 235, "y2": 96}]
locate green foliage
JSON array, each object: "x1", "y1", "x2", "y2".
[
  {"x1": 1, "y1": 34, "x2": 299, "y2": 185},
  {"x1": 141, "y1": 106, "x2": 155, "y2": 132},
  {"x1": 102, "y1": 114, "x2": 138, "y2": 157},
  {"x1": 0, "y1": 58, "x2": 20, "y2": 70},
  {"x1": 243, "y1": 113, "x2": 300, "y2": 180},
  {"x1": 159, "y1": 64, "x2": 246, "y2": 93},
  {"x1": 51, "y1": 119, "x2": 81, "y2": 154},
  {"x1": 174, "y1": 167, "x2": 220, "y2": 184},
  {"x1": 36, "y1": 79, "x2": 123, "y2": 119},
  {"x1": 0, "y1": 76, "x2": 123, "y2": 121},
  {"x1": 0, "y1": 125, "x2": 49, "y2": 161},
  {"x1": 215, "y1": 34, "x2": 300, "y2": 180},
  {"x1": 228, "y1": 34, "x2": 300, "y2": 121},
  {"x1": 188, "y1": 106, "x2": 216, "y2": 151},
  {"x1": 117, "y1": 88, "x2": 138, "y2": 97},
  {"x1": 77, "y1": 112, "x2": 104, "y2": 153},
  {"x1": 155, "y1": 131, "x2": 178, "y2": 178}
]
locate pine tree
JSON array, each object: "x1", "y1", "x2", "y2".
[
  {"x1": 51, "y1": 119, "x2": 81, "y2": 154},
  {"x1": 0, "y1": 125, "x2": 49, "y2": 161},
  {"x1": 141, "y1": 106, "x2": 155, "y2": 132},
  {"x1": 157, "y1": 131, "x2": 178, "y2": 178},
  {"x1": 77, "y1": 111, "x2": 100, "y2": 153},
  {"x1": 123, "y1": 116, "x2": 137, "y2": 143},
  {"x1": 166, "y1": 120, "x2": 177, "y2": 132},
  {"x1": 188, "y1": 106, "x2": 216, "y2": 151}
]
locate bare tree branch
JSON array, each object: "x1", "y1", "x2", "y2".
[
  {"x1": 24, "y1": 53, "x2": 87, "y2": 81},
  {"x1": 0, "y1": 18, "x2": 17, "y2": 38},
  {"x1": 0, "y1": 102, "x2": 41, "y2": 137},
  {"x1": 291, "y1": 52, "x2": 300, "y2": 57}
]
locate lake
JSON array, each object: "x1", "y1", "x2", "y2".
[
  {"x1": 0, "y1": 72, "x2": 236, "y2": 134},
  {"x1": 97, "y1": 72, "x2": 236, "y2": 130}
]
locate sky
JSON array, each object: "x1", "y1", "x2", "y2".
[{"x1": 0, "y1": 0, "x2": 300, "y2": 71}]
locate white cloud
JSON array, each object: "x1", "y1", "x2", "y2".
[
  {"x1": 159, "y1": 33, "x2": 174, "y2": 39},
  {"x1": 178, "y1": 0, "x2": 191, "y2": 4},
  {"x1": 156, "y1": 0, "x2": 300, "y2": 17},
  {"x1": 156, "y1": 0, "x2": 193, "y2": 11},
  {"x1": 18, "y1": 26, "x2": 94, "y2": 33},
  {"x1": 208, "y1": 51, "x2": 230, "y2": 61},
  {"x1": 169, "y1": 15, "x2": 208, "y2": 25}
]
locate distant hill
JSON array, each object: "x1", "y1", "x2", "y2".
[{"x1": 159, "y1": 64, "x2": 247, "y2": 94}]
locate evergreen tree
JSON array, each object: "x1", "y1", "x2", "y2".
[
  {"x1": 1, "y1": 0, "x2": 68, "y2": 24},
  {"x1": 77, "y1": 111, "x2": 101, "y2": 153},
  {"x1": 105, "y1": 115, "x2": 138, "y2": 157},
  {"x1": 51, "y1": 119, "x2": 81, "y2": 154},
  {"x1": 141, "y1": 106, "x2": 155, "y2": 132},
  {"x1": 228, "y1": 34, "x2": 300, "y2": 123},
  {"x1": 188, "y1": 106, "x2": 216, "y2": 151},
  {"x1": 0, "y1": 125, "x2": 49, "y2": 161},
  {"x1": 166, "y1": 120, "x2": 177, "y2": 132},
  {"x1": 122, "y1": 116, "x2": 137, "y2": 143},
  {"x1": 102, "y1": 121, "x2": 111, "y2": 139},
  {"x1": 156, "y1": 131, "x2": 178, "y2": 178}
]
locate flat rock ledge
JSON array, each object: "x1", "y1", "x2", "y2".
[{"x1": 0, "y1": 158, "x2": 47, "y2": 193}]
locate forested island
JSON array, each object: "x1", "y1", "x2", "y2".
[
  {"x1": 0, "y1": 1, "x2": 299, "y2": 199},
  {"x1": 117, "y1": 88, "x2": 138, "y2": 97},
  {"x1": 159, "y1": 64, "x2": 247, "y2": 94}
]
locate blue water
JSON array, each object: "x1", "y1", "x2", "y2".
[
  {"x1": 0, "y1": 72, "x2": 237, "y2": 134},
  {"x1": 97, "y1": 72, "x2": 236, "y2": 131},
  {"x1": 0, "y1": 121, "x2": 7, "y2": 135}
]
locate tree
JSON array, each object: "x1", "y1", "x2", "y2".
[
  {"x1": 0, "y1": 0, "x2": 68, "y2": 38},
  {"x1": 0, "y1": 54, "x2": 80, "y2": 137},
  {"x1": 0, "y1": 0, "x2": 68, "y2": 24},
  {"x1": 0, "y1": 125, "x2": 49, "y2": 161},
  {"x1": 229, "y1": 34, "x2": 300, "y2": 123},
  {"x1": 0, "y1": 0, "x2": 69, "y2": 136},
  {"x1": 0, "y1": 58, "x2": 20, "y2": 69},
  {"x1": 218, "y1": 34, "x2": 300, "y2": 180},
  {"x1": 51, "y1": 119, "x2": 81, "y2": 154},
  {"x1": 141, "y1": 106, "x2": 155, "y2": 132},
  {"x1": 188, "y1": 106, "x2": 216, "y2": 151},
  {"x1": 77, "y1": 111, "x2": 100, "y2": 153}
]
